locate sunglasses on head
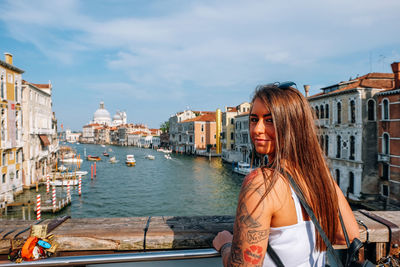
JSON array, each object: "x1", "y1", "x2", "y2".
[{"x1": 267, "y1": 81, "x2": 297, "y2": 89}]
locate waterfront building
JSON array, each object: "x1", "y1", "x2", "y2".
[
  {"x1": 94, "y1": 125, "x2": 109, "y2": 144},
  {"x1": 168, "y1": 109, "x2": 197, "y2": 152},
  {"x1": 376, "y1": 62, "x2": 400, "y2": 205},
  {"x1": 233, "y1": 112, "x2": 251, "y2": 164},
  {"x1": 308, "y1": 72, "x2": 395, "y2": 200},
  {"x1": 81, "y1": 123, "x2": 100, "y2": 143},
  {"x1": 179, "y1": 113, "x2": 216, "y2": 154},
  {"x1": 65, "y1": 129, "x2": 81, "y2": 143},
  {"x1": 160, "y1": 132, "x2": 169, "y2": 148},
  {"x1": 221, "y1": 102, "x2": 251, "y2": 163},
  {"x1": 22, "y1": 80, "x2": 59, "y2": 189},
  {"x1": 0, "y1": 53, "x2": 24, "y2": 203}
]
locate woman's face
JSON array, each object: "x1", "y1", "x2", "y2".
[{"x1": 249, "y1": 98, "x2": 276, "y2": 157}]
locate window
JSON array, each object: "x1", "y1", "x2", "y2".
[
  {"x1": 201, "y1": 125, "x2": 204, "y2": 132},
  {"x1": 336, "y1": 135, "x2": 341, "y2": 158},
  {"x1": 230, "y1": 132, "x2": 234, "y2": 140},
  {"x1": 189, "y1": 135, "x2": 193, "y2": 143},
  {"x1": 230, "y1": 118, "x2": 234, "y2": 124},
  {"x1": 319, "y1": 135, "x2": 324, "y2": 150},
  {"x1": 325, "y1": 135, "x2": 329, "y2": 156},
  {"x1": 179, "y1": 135, "x2": 181, "y2": 142},
  {"x1": 201, "y1": 136, "x2": 204, "y2": 143},
  {"x1": 16, "y1": 170, "x2": 19, "y2": 180},
  {"x1": 367, "y1": 99, "x2": 375, "y2": 121},
  {"x1": 383, "y1": 133, "x2": 389, "y2": 155},
  {"x1": 382, "y1": 99, "x2": 389, "y2": 120},
  {"x1": 337, "y1": 102, "x2": 342, "y2": 124},
  {"x1": 325, "y1": 104, "x2": 329, "y2": 119},
  {"x1": 335, "y1": 169, "x2": 340, "y2": 186},
  {"x1": 0, "y1": 76, "x2": 3, "y2": 99},
  {"x1": 2, "y1": 173, "x2": 5, "y2": 183},
  {"x1": 15, "y1": 81, "x2": 18, "y2": 102},
  {"x1": 315, "y1": 106, "x2": 319, "y2": 119},
  {"x1": 382, "y1": 163, "x2": 389, "y2": 181},
  {"x1": 320, "y1": 105, "x2": 324, "y2": 119},
  {"x1": 349, "y1": 172, "x2": 354, "y2": 194},
  {"x1": 2, "y1": 152, "x2": 6, "y2": 165},
  {"x1": 350, "y1": 100, "x2": 355, "y2": 123},
  {"x1": 349, "y1": 136, "x2": 355, "y2": 160}
]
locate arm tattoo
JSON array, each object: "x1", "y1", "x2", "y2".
[
  {"x1": 247, "y1": 229, "x2": 269, "y2": 244},
  {"x1": 238, "y1": 203, "x2": 262, "y2": 228}
]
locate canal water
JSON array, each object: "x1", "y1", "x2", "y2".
[{"x1": 6, "y1": 144, "x2": 244, "y2": 219}]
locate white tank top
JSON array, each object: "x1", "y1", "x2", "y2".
[{"x1": 263, "y1": 187, "x2": 325, "y2": 267}]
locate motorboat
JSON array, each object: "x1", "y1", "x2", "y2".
[
  {"x1": 145, "y1": 155, "x2": 155, "y2": 160},
  {"x1": 157, "y1": 148, "x2": 173, "y2": 153},
  {"x1": 60, "y1": 158, "x2": 83, "y2": 164},
  {"x1": 233, "y1": 162, "x2": 254, "y2": 176},
  {"x1": 87, "y1": 155, "x2": 101, "y2": 161},
  {"x1": 109, "y1": 156, "x2": 118, "y2": 163},
  {"x1": 126, "y1": 155, "x2": 136, "y2": 166},
  {"x1": 164, "y1": 154, "x2": 172, "y2": 160},
  {"x1": 103, "y1": 152, "x2": 110, "y2": 157},
  {"x1": 58, "y1": 165, "x2": 67, "y2": 172},
  {"x1": 50, "y1": 179, "x2": 79, "y2": 186}
]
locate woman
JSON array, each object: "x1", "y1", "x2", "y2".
[{"x1": 213, "y1": 83, "x2": 359, "y2": 266}]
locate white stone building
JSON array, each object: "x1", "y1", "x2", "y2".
[
  {"x1": 22, "y1": 80, "x2": 59, "y2": 189},
  {"x1": 308, "y1": 73, "x2": 394, "y2": 199}
]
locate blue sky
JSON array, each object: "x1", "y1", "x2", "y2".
[{"x1": 1, "y1": 0, "x2": 399, "y2": 131}]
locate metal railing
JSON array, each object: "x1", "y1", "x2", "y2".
[{"x1": 0, "y1": 249, "x2": 220, "y2": 267}]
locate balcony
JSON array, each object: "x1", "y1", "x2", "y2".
[
  {"x1": 377, "y1": 153, "x2": 390, "y2": 162},
  {"x1": 29, "y1": 128, "x2": 55, "y2": 135}
]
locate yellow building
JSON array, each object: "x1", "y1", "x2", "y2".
[{"x1": 0, "y1": 53, "x2": 24, "y2": 204}]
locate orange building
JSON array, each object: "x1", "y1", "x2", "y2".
[{"x1": 178, "y1": 113, "x2": 216, "y2": 154}]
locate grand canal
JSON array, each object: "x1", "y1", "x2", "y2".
[{"x1": 6, "y1": 144, "x2": 244, "y2": 220}]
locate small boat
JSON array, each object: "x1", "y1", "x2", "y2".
[
  {"x1": 58, "y1": 165, "x2": 67, "y2": 172},
  {"x1": 157, "y1": 148, "x2": 173, "y2": 153},
  {"x1": 233, "y1": 162, "x2": 254, "y2": 176},
  {"x1": 109, "y1": 156, "x2": 118, "y2": 163},
  {"x1": 87, "y1": 155, "x2": 101, "y2": 161},
  {"x1": 50, "y1": 179, "x2": 79, "y2": 186},
  {"x1": 126, "y1": 155, "x2": 136, "y2": 166},
  {"x1": 101, "y1": 144, "x2": 106, "y2": 148},
  {"x1": 103, "y1": 152, "x2": 109, "y2": 157},
  {"x1": 60, "y1": 158, "x2": 83, "y2": 164},
  {"x1": 164, "y1": 154, "x2": 172, "y2": 160},
  {"x1": 145, "y1": 155, "x2": 155, "y2": 160}
]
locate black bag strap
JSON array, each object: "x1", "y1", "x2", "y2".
[
  {"x1": 266, "y1": 171, "x2": 345, "y2": 267},
  {"x1": 267, "y1": 246, "x2": 285, "y2": 267}
]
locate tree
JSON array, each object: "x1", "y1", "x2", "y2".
[{"x1": 160, "y1": 121, "x2": 170, "y2": 133}]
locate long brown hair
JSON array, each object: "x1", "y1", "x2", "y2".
[{"x1": 250, "y1": 84, "x2": 338, "y2": 251}]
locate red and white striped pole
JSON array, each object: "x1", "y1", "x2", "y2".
[
  {"x1": 52, "y1": 186, "x2": 56, "y2": 210},
  {"x1": 94, "y1": 162, "x2": 97, "y2": 177},
  {"x1": 36, "y1": 194, "x2": 41, "y2": 220},
  {"x1": 46, "y1": 175, "x2": 50, "y2": 194},
  {"x1": 78, "y1": 175, "x2": 82, "y2": 196},
  {"x1": 67, "y1": 180, "x2": 71, "y2": 201},
  {"x1": 91, "y1": 165, "x2": 93, "y2": 180}
]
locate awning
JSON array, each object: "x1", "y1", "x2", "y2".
[{"x1": 39, "y1": 134, "x2": 50, "y2": 146}]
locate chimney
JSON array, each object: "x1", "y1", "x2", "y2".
[
  {"x1": 391, "y1": 62, "x2": 400, "y2": 89},
  {"x1": 303, "y1": 85, "x2": 310, "y2": 97},
  {"x1": 4, "y1": 53, "x2": 13, "y2": 65}
]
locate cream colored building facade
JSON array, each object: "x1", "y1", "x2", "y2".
[
  {"x1": 0, "y1": 53, "x2": 24, "y2": 204},
  {"x1": 22, "y1": 80, "x2": 58, "y2": 188},
  {"x1": 221, "y1": 102, "x2": 251, "y2": 163}
]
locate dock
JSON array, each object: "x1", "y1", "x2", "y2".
[{"x1": 0, "y1": 210, "x2": 399, "y2": 264}]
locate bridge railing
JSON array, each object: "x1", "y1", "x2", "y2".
[{"x1": 0, "y1": 211, "x2": 399, "y2": 264}]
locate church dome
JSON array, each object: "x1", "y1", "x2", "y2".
[
  {"x1": 113, "y1": 113, "x2": 121, "y2": 121},
  {"x1": 93, "y1": 102, "x2": 111, "y2": 125}
]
